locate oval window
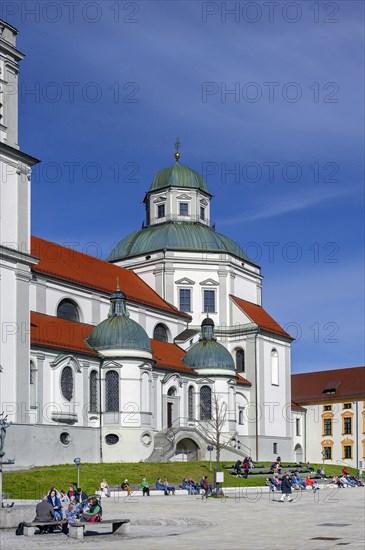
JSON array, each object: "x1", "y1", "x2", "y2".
[{"x1": 105, "y1": 434, "x2": 119, "y2": 445}]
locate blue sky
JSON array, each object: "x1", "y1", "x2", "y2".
[{"x1": 5, "y1": 1, "x2": 364, "y2": 373}]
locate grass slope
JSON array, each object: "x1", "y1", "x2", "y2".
[{"x1": 3, "y1": 462, "x2": 355, "y2": 500}]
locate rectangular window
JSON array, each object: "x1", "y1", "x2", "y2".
[
  {"x1": 296, "y1": 418, "x2": 301, "y2": 437},
  {"x1": 344, "y1": 445, "x2": 352, "y2": 459},
  {"x1": 157, "y1": 204, "x2": 165, "y2": 219},
  {"x1": 324, "y1": 446, "x2": 332, "y2": 459},
  {"x1": 343, "y1": 403, "x2": 351, "y2": 409},
  {"x1": 179, "y1": 288, "x2": 191, "y2": 312},
  {"x1": 323, "y1": 405, "x2": 332, "y2": 411},
  {"x1": 203, "y1": 289, "x2": 215, "y2": 313},
  {"x1": 273, "y1": 443, "x2": 278, "y2": 455},
  {"x1": 323, "y1": 418, "x2": 332, "y2": 436},
  {"x1": 200, "y1": 206, "x2": 205, "y2": 220},
  {"x1": 179, "y1": 202, "x2": 189, "y2": 216},
  {"x1": 344, "y1": 417, "x2": 352, "y2": 435}
]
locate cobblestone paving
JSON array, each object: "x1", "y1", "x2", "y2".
[{"x1": 1, "y1": 487, "x2": 364, "y2": 549}]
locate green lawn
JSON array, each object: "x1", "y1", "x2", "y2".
[{"x1": 3, "y1": 461, "x2": 356, "y2": 500}]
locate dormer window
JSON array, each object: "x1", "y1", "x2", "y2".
[
  {"x1": 179, "y1": 202, "x2": 189, "y2": 216},
  {"x1": 157, "y1": 204, "x2": 165, "y2": 219}
]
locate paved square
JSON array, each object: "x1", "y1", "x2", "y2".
[{"x1": 1, "y1": 488, "x2": 364, "y2": 549}]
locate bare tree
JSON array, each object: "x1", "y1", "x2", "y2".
[{"x1": 196, "y1": 392, "x2": 231, "y2": 470}]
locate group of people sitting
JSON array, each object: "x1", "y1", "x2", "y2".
[
  {"x1": 266, "y1": 474, "x2": 320, "y2": 493},
  {"x1": 181, "y1": 476, "x2": 213, "y2": 495},
  {"x1": 33, "y1": 486, "x2": 102, "y2": 533},
  {"x1": 332, "y1": 473, "x2": 364, "y2": 488},
  {"x1": 118, "y1": 476, "x2": 212, "y2": 497},
  {"x1": 234, "y1": 457, "x2": 254, "y2": 478}
]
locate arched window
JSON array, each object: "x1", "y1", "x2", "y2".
[
  {"x1": 235, "y1": 348, "x2": 245, "y2": 372},
  {"x1": 105, "y1": 370, "x2": 119, "y2": 412},
  {"x1": 200, "y1": 385, "x2": 212, "y2": 420},
  {"x1": 89, "y1": 370, "x2": 98, "y2": 413},
  {"x1": 61, "y1": 366, "x2": 73, "y2": 401},
  {"x1": 57, "y1": 299, "x2": 80, "y2": 322},
  {"x1": 238, "y1": 409, "x2": 244, "y2": 425},
  {"x1": 153, "y1": 323, "x2": 168, "y2": 342},
  {"x1": 167, "y1": 386, "x2": 176, "y2": 397},
  {"x1": 188, "y1": 386, "x2": 195, "y2": 420},
  {"x1": 271, "y1": 349, "x2": 279, "y2": 386}
]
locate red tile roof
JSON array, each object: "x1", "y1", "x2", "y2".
[
  {"x1": 151, "y1": 340, "x2": 196, "y2": 374},
  {"x1": 291, "y1": 401, "x2": 306, "y2": 411},
  {"x1": 31, "y1": 236, "x2": 189, "y2": 319},
  {"x1": 236, "y1": 374, "x2": 251, "y2": 387},
  {"x1": 291, "y1": 367, "x2": 365, "y2": 404},
  {"x1": 30, "y1": 312, "x2": 195, "y2": 375},
  {"x1": 230, "y1": 295, "x2": 292, "y2": 339},
  {"x1": 31, "y1": 312, "x2": 97, "y2": 356}
]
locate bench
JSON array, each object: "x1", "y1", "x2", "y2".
[
  {"x1": 23, "y1": 520, "x2": 67, "y2": 537},
  {"x1": 68, "y1": 518, "x2": 130, "y2": 539},
  {"x1": 23, "y1": 518, "x2": 130, "y2": 539}
]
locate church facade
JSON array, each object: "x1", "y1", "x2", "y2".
[{"x1": 2, "y1": 20, "x2": 353, "y2": 470}]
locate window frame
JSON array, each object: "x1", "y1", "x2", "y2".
[
  {"x1": 235, "y1": 348, "x2": 245, "y2": 373},
  {"x1": 271, "y1": 349, "x2": 279, "y2": 386},
  {"x1": 179, "y1": 202, "x2": 189, "y2": 216},
  {"x1": 105, "y1": 370, "x2": 119, "y2": 413},
  {"x1": 57, "y1": 298, "x2": 80, "y2": 323},
  {"x1": 89, "y1": 370, "x2": 98, "y2": 413},
  {"x1": 157, "y1": 203, "x2": 165, "y2": 219},
  {"x1": 203, "y1": 289, "x2": 216, "y2": 313},
  {"x1": 343, "y1": 416, "x2": 352, "y2": 435},
  {"x1": 200, "y1": 385, "x2": 212, "y2": 421},
  {"x1": 323, "y1": 418, "x2": 332, "y2": 436},
  {"x1": 200, "y1": 206, "x2": 205, "y2": 220},
  {"x1": 343, "y1": 445, "x2": 352, "y2": 459},
  {"x1": 178, "y1": 287, "x2": 192, "y2": 312},
  {"x1": 324, "y1": 446, "x2": 332, "y2": 459},
  {"x1": 153, "y1": 323, "x2": 169, "y2": 342}
]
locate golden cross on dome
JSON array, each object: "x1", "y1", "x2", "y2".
[{"x1": 174, "y1": 137, "x2": 181, "y2": 161}]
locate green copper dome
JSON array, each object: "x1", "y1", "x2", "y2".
[
  {"x1": 182, "y1": 318, "x2": 235, "y2": 371},
  {"x1": 86, "y1": 289, "x2": 152, "y2": 354},
  {"x1": 148, "y1": 162, "x2": 209, "y2": 194},
  {"x1": 108, "y1": 222, "x2": 250, "y2": 262}
]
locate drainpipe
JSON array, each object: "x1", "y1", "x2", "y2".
[
  {"x1": 162, "y1": 249, "x2": 166, "y2": 300},
  {"x1": 99, "y1": 359, "x2": 103, "y2": 463},
  {"x1": 254, "y1": 332, "x2": 259, "y2": 461},
  {"x1": 355, "y1": 400, "x2": 358, "y2": 471}
]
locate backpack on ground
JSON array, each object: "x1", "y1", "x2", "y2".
[{"x1": 15, "y1": 522, "x2": 25, "y2": 536}]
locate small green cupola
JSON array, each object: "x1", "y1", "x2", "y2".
[
  {"x1": 85, "y1": 285, "x2": 152, "y2": 358},
  {"x1": 182, "y1": 317, "x2": 235, "y2": 374}
]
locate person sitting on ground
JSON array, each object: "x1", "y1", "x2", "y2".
[
  {"x1": 81, "y1": 497, "x2": 102, "y2": 523},
  {"x1": 305, "y1": 476, "x2": 314, "y2": 490},
  {"x1": 156, "y1": 477, "x2": 167, "y2": 494},
  {"x1": 121, "y1": 479, "x2": 132, "y2": 496},
  {"x1": 272, "y1": 475, "x2": 281, "y2": 490},
  {"x1": 342, "y1": 467, "x2": 349, "y2": 476},
  {"x1": 312, "y1": 481, "x2": 320, "y2": 493},
  {"x1": 100, "y1": 479, "x2": 111, "y2": 497},
  {"x1": 60, "y1": 490, "x2": 70, "y2": 506},
  {"x1": 332, "y1": 475, "x2": 344, "y2": 488},
  {"x1": 234, "y1": 460, "x2": 242, "y2": 476},
  {"x1": 47, "y1": 488, "x2": 63, "y2": 520},
  {"x1": 182, "y1": 478, "x2": 195, "y2": 494},
  {"x1": 67, "y1": 485, "x2": 76, "y2": 501},
  {"x1": 34, "y1": 495, "x2": 56, "y2": 533},
  {"x1": 75, "y1": 487, "x2": 88, "y2": 504},
  {"x1": 352, "y1": 475, "x2": 364, "y2": 487},
  {"x1": 187, "y1": 478, "x2": 200, "y2": 494},
  {"x1": 316, "y1": 467, "x2": 325, "y2": 479},
  {"x1": 248, "y1": 457, "x2": 255, "y2": 469},
  {"x1": 141, "y1": 478, "x2": 150, "y2": 496},
  {"x1": 341, "y1": 475, "x2": 356, "y2": 487},
  {"x1": 163, "y1": 478, "x2": 175, "y2": 495},
  {"x1": 65, "y1": 503, "x2": 78, "y2": 526}
]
